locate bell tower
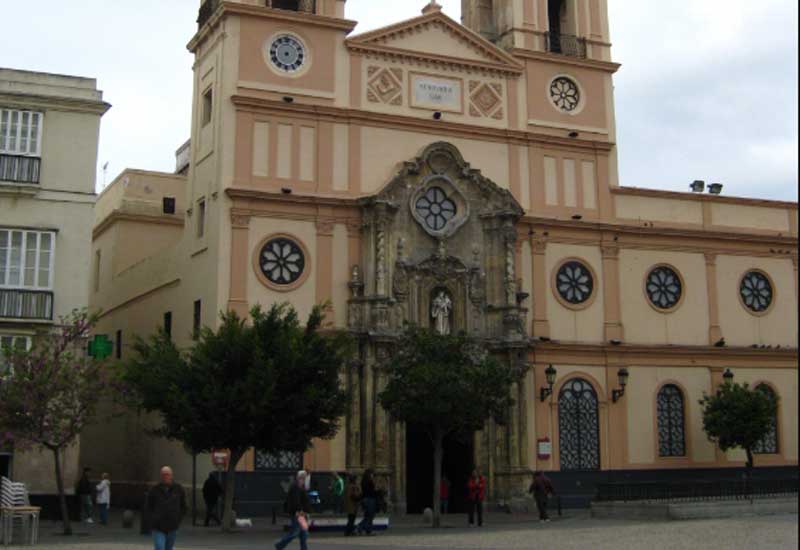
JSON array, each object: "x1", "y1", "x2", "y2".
[{"x1": 461, "y1": 0, "x2": 612, "y2": 61}]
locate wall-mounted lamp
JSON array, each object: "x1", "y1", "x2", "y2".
[
  {"x1": 282, "y1": 96, "x2": 294, "y2": 103},
  {"x1": 723, "y1": 368, "x2": 734, "y2": 383},
  {"x1": 611, "y1": 367, "x2": 629, "y2": 403},
  {"x1": 539, "y1": 365, "x2": 557, "y2": 402},
  {"x1": 281, "y1": 187, "x2": 292, "y2": 194}
]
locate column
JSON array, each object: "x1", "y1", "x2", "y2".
[
  {"x1": 600, "y1": 242, "x2": 624, "y2": 341},
  {"x1": 530, "y1": 236, "x2": 550, "y2": 338},
  {"x1": 228, "y1": 211, "x2": 251, "y2": 317},
  {"x1": 704, "y1": 253, "x2": 723, "y2": 344}
]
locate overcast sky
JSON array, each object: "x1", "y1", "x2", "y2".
[{"x1": 1, "y1": 1, "x2": 796, "y2": 200}]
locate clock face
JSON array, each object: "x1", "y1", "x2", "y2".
[{"x1": 269, "y1": 34, "x2": 306, "y2": 73}]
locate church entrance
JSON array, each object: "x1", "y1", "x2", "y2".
[{"x1": 406, "y1": 423, "x2": 474, "y2": 514}]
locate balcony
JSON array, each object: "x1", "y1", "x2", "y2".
[
  {"x1": 197, "y1": 0, "x2": 220, "y2": 28},
  {"x1": 0, "y1": 154, "x2": 41, "y2": 184},
  {"x1": 0, "y1": 289, "x2": 53, "y2": 321},
  {"x1": 545, "y1": 32, "x2": 587, "y2": 59}
]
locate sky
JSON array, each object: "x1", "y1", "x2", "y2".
[{"x1": 1, "y1": 1, "x2": 797, "y2": 201}]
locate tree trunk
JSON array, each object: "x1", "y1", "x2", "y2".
[
  {"x1": 432, "y1": 430, "x2": 443, "y2": 528},
  {"x1": 52, "y1": 447, "x2": 72, "y2": 535},
  {"x1": 745, "y1": 447, "x2": 754, "y2": 502},
  {"x1": 221, "y1": 450, "x2": 244, "y2": 533},
  {"x1": 192, "y1": 452, "x2": 197, "y2": 526}
]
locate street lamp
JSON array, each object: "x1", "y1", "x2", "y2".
[
  {"x1": 611, "y1": 367, "x2": 630, "y2": 403},
  {"x1": 539, "y1": 365, "x2": 557, "y2": 402},
  {"x1": 723, "y1": 368, "x2": 734, "y2": 383}
]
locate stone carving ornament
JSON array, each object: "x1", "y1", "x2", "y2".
[{"x1": 431, "y1": 291, "x2": 453, "y2": 335}]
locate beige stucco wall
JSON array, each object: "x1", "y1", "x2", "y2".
[
  {"x1": 716, "y1": 255, "x2": 798, "y2": 347},
  {"x1": 711, "y1": 203, "x2": 790, "y2": 232},
  {"x1": 618, "y1": 250, "x2": 709, "y2": 346},
  {"x1": 625, "y1": 366, "x2": 716, "y2": 466},
  {"x1": 614, "y1": 195, "x2": 704, "y2": 225},
  {"x1": 545, "y1": 243, "x2": 604, "y2": 343},
  {"x1": 360, "y1": 126, "x2": 510, "y2": 194}
]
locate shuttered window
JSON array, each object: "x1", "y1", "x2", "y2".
[
  {"x1": 0, "y1": 109, "x2": 42, "y2": 156},
  {"x1": 0, "y1": 229, "x2": 55, "y2": 289}
]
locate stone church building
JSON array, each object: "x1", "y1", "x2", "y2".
[{"x1": 86, "y1": 0, "x2": 797, "y2": 512}]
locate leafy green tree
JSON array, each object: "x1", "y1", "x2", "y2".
[
  {"x1": 0, "y1": 311, "x2": 112, "y2": 535},
  {"x1": 121, "y1": 304, "x2": 349, "y2": 531},
  {"x1": 700, "y1": 381, "x2": 779, "y2": 471},
  {"x1": 378, "y1": 326, "x2": 518, "y2": 528}
]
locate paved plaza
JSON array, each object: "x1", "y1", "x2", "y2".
[{"x1": 25, "y1": 512, "x2": 798, "y2": 550}]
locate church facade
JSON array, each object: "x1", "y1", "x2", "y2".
[{"x1": 86, "y1": 0, "x2": 798, "y2": 511}]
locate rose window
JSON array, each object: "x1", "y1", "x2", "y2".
[
  {"x1": 556, "y1": 261, "x2": 594, "y2": 305},
  {"x1": 259, "y1": 237, "x2": 305, "y2": 285},
  {"x1": 550, "y1": 77, "x2": 580, "y2": 112},
  {"x1": 740, "y1": 271, "x2": 773, "y2": 313},
  {"x1": 645, "y1": 266, "x2": 683, "y2": 310},
  {"x1": 415, "y1": 187, "x2": 457, "y2": 232}
]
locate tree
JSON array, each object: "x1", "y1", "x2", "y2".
[
  {"x1": 378, "y1": 326, "x2": 518, "y2": 528},
  {"x1": 700, "y1": 381, "x2": 779, "y2": 472},
  {"x1": 0, "y1": 311, "x2": 112, "y2": 535},
  {"x1": 121, "y1": 304, "x2": 350, "y2": 532}
]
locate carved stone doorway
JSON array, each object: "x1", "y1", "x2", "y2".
[{"x1": 405, "y1": 423, "x2": 475, "y2": 514}]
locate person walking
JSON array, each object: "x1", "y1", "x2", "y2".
[
  {"x1": 343, "y1": 474, "x2": 361, "y2": 537},
  {"x1": 356, "y1": 468, "x2": 377, "y2": 536},
  {"x1": 331, "y1": 472, "x2": 345, "y2": 515},
  {"x1": 147, "y1": 466, "x2": 187, "y2": 550},
  {"x1": 275, "y1": 470, "x2": 312, "y2": 550},
  {"x1": 467, "y1": 468, "x2": 486, "y2": 527},
  {"x1": 95, "y1": 473, "x2": 110, "y2": 525},
  {"x1": 529, "y1": 471, "x2": 556, "y2": 522},
  {"x1": 440, "y1": 475, "x2": 451, "y2": 516},
  {"x1": 202, "y1": 472, "x2": 222, "y2": 527},
  {"x1": 76, "y1": 468, "x2": 94, "y2": 524}
]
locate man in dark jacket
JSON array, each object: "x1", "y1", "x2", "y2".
[
  {"x1": 76, "y1": 467, "x2": 93, "y2": 523},
  {"x1": 202, "y1": 473, "x2": 222, "y2": 527},
  {"x1": 147, "y1": 466, "x2": 187, "y2": 550},
  {"x1": 275, "y1": 470, "x2": 312, "y2": 550},
  {"x1": 529, "y1": 471, "x2": 555, "y2": 522}
]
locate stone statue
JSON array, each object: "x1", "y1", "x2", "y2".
[{"x1": 431, "y1": 291, "x2": 453, "y2": 335}]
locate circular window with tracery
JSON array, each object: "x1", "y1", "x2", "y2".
[
  {"x1": 259, "y1": 237, "x2": 306, "y2": 286},
  {"x1": 645, "y1": 265, "x2": 683, "y2": 312},
  {"x1": 739, "y1": 270, "x2": 774, "y2": 314},
  {"x1": 550, "y1": 77, "x2": 581, "y2": 113},
  {"x1": 554, "y1": 260, "x2": 595, "y2": 308},
  {"x1": 415, "y1": 187, "x2": 457, "y2": 232}
]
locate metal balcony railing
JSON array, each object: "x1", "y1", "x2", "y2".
[
  {"x1": 0, "y1": 289, "x2": 54, "y2": 321},
  {"x1": 595, "y1": 478, "x2": 799, "y2": 503},
  {"x1": 0, "y1": 154, "x2": 41, "y2": 184},
  {"x1": 545, "y1": 32, "x2": 587, "y2": 59},
  {"x1": 197, "y1": 0, "x2": 220, "y2": 28}
]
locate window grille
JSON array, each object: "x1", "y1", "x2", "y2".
[{"x1": 657, "y1": 384, "x2": 686, "y2": 457}]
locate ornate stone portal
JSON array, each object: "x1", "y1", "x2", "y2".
[{"x1": 346, "y1": 142, "x2": 531, "y2": 512}]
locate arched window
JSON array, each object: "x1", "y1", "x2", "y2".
[
  {"x1": 753, "y1": 384, "x2": 779, "y2": 454},
  {"x1": 558, "y1": 378, "x2": 600, "y2": 471},
  {"x1": 657, "y1": 384, "x2": 686, "y2": 457}
]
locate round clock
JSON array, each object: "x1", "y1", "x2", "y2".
[{"x1": 269, "y1": 34, "x2": 306, "y2": 73}]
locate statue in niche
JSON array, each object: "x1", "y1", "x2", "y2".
[{"x1": 431, "y1": 291, "x2": 453, "y2": 335}]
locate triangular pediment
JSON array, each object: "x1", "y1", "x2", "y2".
[{"x1": 347, "y1": 9, "x2": 523, "y2": 75}]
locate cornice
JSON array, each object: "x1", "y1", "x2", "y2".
[
  {"x1": 0, "y1": 92, "x2": 111, "y2": 116},
  {"x1": 510, "y1": 48, "x2": 621, "y2": 74},
  {"x1": 230, "y1": 94, "x2": 614, "y2": 152},
  {"x1": 93, "y1": 210, "x2": 184, "y2": 240},
  {"x1": 532, "y1": 342, "x2": 798, "y2": 368},
  {"x1": 612, "y1": 186, "x2": 798, "y2": 210},
  {"x1": 188, "y1": 2, "x2": 357, "y2": 52},
  {"x1": 345, "y1": 42, "x2": 523, "y2": 77}
]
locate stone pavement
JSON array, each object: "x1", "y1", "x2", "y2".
[{"x1": 25, "y1": 512, "x2": 798, "y2": 549}]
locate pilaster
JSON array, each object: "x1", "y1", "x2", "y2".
[
  {"x1": 704, "y1": 252, "x2": 723, "y2": 344},
  {"x1": 600, "y1": 240, "x2": 623, "y2": 341},
  {"x1": 530, "y1": 236, "x2": 550, "y2": 337},
  {"x1": 228, "y1": 211, "x2": 251, "y2": 317}
]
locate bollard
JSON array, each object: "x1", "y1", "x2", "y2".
[
  {"x1": 122, "y1": 510, "x2": 135, "y2": 528},
  {"x1": 140, "y1": 491, "x2": 151, "y2": 535}
]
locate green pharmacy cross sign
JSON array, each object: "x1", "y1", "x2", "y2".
[{"x1": 88, "y1": 335, "x2": 113, "y2": 360}]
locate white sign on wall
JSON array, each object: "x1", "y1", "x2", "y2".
[{"x1": 411, "y1": 73, "x2": 463, "y2": 112}]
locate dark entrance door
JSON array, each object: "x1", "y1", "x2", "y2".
[
  {"x1": 406, "y1": 424, "x2": 474, "y2": 514},
  {"x1": 558, "y1": 378, "x2": 600, "y2": 471}
]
